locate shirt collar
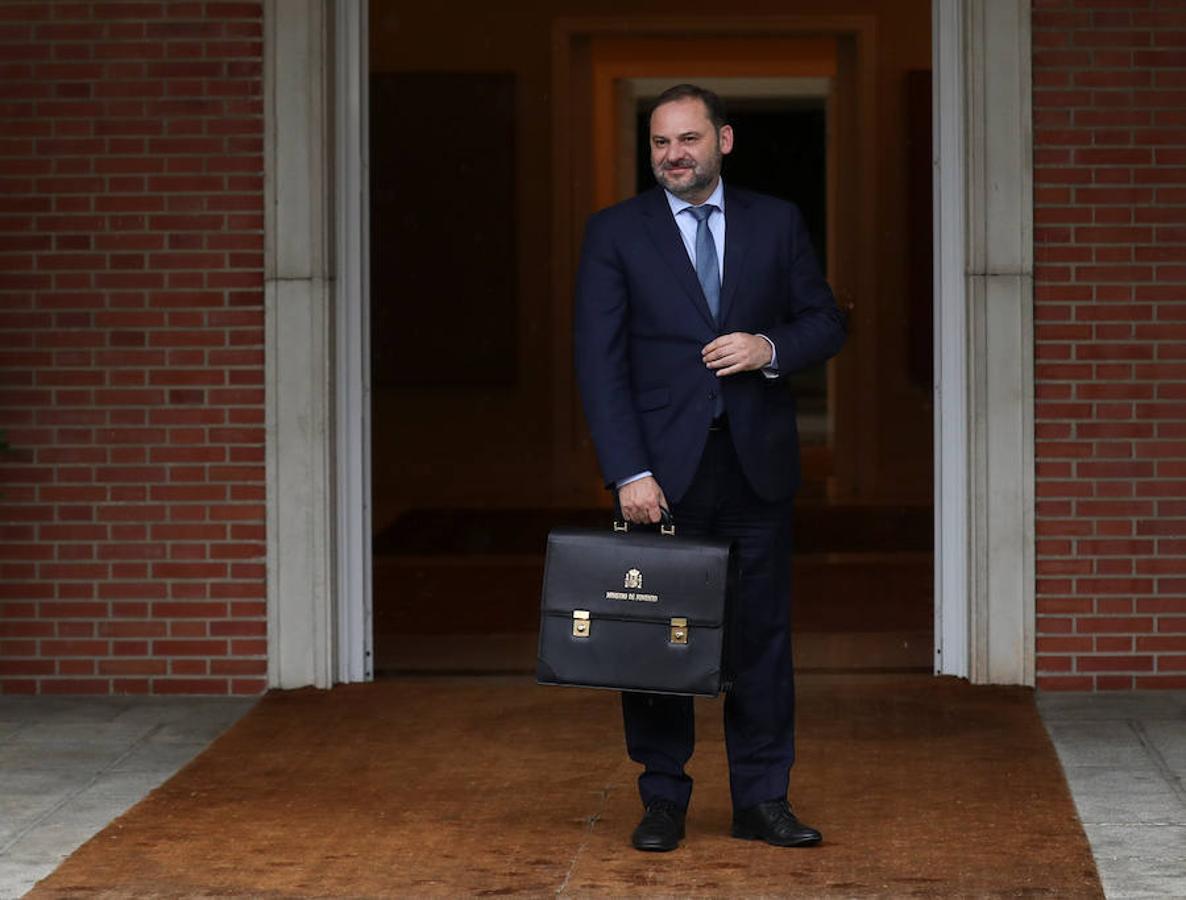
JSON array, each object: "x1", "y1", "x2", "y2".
[{"x1": 664, "y1": 178, "x2": 725, "y2": 218}]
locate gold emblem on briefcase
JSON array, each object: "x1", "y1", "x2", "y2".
[{"x1": 605, "y1": 567, "x2": 659, "y2": 603}]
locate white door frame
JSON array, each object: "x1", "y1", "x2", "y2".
[
  {"x1": 933, "y1": 0, "x2": 1035, "y2": 685},
  {"x1": 933, "y1": 0, "x2": 970, "y2": 679},
  {"x1": 333, "y1": 0, "x2": 373, "y2": 684},
  {"x1": 264, "y1": 0, "x2": 1034, "y2": 689}
]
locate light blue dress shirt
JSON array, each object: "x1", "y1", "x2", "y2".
[{"x1": 666, "y1": 179, "x2": 727, "y2": 285}]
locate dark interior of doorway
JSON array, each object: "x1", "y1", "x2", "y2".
[{"x1": 368, "y1": 91, "x2": 933, "y2": 677}]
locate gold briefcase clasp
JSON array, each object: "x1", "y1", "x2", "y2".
[
  {"x1": 670, "y1": 617, "x2": 688, "y2": 644},
  {"x1": 572, "y1": 609, "x2": 590, "y2": 638}
]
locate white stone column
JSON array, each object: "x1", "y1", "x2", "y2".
[
  {"x1": 934, "y1": 0, "x2": 1034, "y2": 685},
  {"x1": 264, "y1": 0, "x2": 335, "y2": 689}
]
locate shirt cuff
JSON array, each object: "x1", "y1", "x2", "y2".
[
  {"x1": 616, "y1": 470, "x2": 653, "y2": 489},
  {"x1": 757, "y1": 333, "x2": 779, "y2": 378}
]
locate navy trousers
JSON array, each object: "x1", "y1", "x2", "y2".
[{"x1": 621, "y1": 427, "x2": 796, "y2": 812}]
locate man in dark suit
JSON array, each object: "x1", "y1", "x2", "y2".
[{"x1": 574, "y1": 84, "x2": 847, "y2": 852}]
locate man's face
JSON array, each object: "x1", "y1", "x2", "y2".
[{"x1": 649, "y1": 97, "x2": 734, "y2": 204}]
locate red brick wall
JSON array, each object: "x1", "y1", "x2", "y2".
[
  {"x1": 1034, "y1": 0, "x2": 1186, "y2": 690},
  {"x1": 0, "y1": 1, "x2": 266, "y2": 695}
]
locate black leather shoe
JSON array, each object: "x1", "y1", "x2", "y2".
[
  {"x1": 731, "y1": 799, "x2": 821, "y2": 847},
  {"x1": 631, "y1": 798, "x2": 686, "y2": 852}
]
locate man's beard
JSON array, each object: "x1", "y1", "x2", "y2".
[{"x1": 652, "y1": 149, "x2": 721, "y2": 200}]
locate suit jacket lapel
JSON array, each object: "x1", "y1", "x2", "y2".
[
  {"x1": 640, "y1": 187, "x2": 717, "y2": 331},
  {"x1": 719, "y1": 185, "x2": 754, "y2": 327}
]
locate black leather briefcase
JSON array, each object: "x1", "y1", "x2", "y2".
[{"x1": 536, "y1": 520, "x2": 737, "y2": 697}]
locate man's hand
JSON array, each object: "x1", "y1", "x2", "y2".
[
  {"x1": 618, "y1": 476, "x2": 669, "y2": 524},
  {"x1": 702, "y1": 332, "x2": 773, "y2": 377}
]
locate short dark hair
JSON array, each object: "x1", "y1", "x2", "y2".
[{"x1": 649, "y1": 83, "x2": 728, "y2": 132}]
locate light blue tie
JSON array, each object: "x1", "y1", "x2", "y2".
[
  {"x1": 686, "y1": 205, "x2": 724, "y2": 419},
  {"x1": 686, "y1": 204, "x2": 720, "y2": 323}
]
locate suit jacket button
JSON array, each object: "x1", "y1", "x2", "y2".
[{"x1": 708, "y1": 391, "x2": 717, "y2": 400}]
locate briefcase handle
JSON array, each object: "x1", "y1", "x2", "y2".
[{"x1": 612, "y1": 504, "x2": 676, "y2": 536}]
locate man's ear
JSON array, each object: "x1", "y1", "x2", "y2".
[{"x1": 719, "y1": 124, "x2": 734, "y2": 155}]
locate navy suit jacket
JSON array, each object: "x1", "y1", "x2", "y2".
[{"x1": 574, "y1": 184, "x2": 847, "y2": 505}]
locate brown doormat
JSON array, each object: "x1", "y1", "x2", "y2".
[{"x1": 30, "y1": 676, "x2": 1102, "y2": 898}]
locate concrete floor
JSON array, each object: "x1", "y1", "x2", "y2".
[
  {"x1": 0, "y1": 689, "x2": 1182, "y2": 899},
  {"x1": 0, "y1": 696, "x2": 256, "y2": 899},
  {"x1": 1038, "y1": 691, "x2": 1186, "y2": 900}
]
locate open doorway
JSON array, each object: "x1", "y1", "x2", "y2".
[{"x1": 365, "y1": 3, "x2": 934, "y2": 676}]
